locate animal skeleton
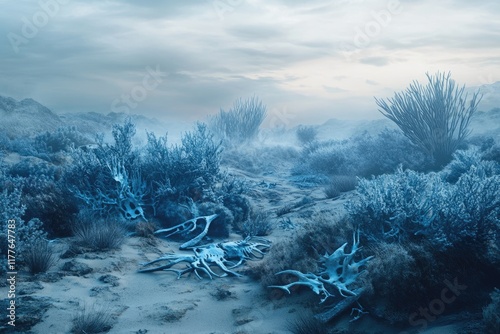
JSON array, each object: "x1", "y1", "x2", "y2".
[
  {"x1": 138, "y1": 236, "x2": 271, "y2": 279},
  {"x1": 269, "y1": 231, "x2": 373, "y2": 301}
]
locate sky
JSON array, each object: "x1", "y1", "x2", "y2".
[{"x1": 1, "y1": 0, "x2": 499, "y2": 127}]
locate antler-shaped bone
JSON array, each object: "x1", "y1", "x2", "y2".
[
  {"x1": 269, "y1": 270, "x2": 333, "y2": 303},
  {"x1": 269, "y1": 231, "x2": 373, "y2": 301},
  {"x1": 317, "y1": 230, "x2": 374, "y2": 297},
  {"x1": 138, "y1": 254, "x2": 199, "y2": 277},
  {"x1": 154, "y1": 214, "x2": 219, "y2": 249}
]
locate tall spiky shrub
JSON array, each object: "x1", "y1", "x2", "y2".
[
  {"x1": 375, "y1": 72, "x2": 481, "y2": 167},
  {"x1": 209, "y1": 96, "x2": 267, "y2": 145}
]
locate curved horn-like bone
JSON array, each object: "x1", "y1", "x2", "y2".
[{"x1": 154, "y1": 214, "x2": 219, "y2": 249}]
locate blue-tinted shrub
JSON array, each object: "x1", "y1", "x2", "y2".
[
  {"x1": 352, "y1": 129, "x2": 431, "y2": 175},
  {"x1": 439, "y1": 163, "x2": 500, "y2": 262},
  {"x1": 144, "y1": 123, "x2": 222, "y2": 219},
  {"x1": 375, "y1": 72, "x2": 481, "y2": 167},
  {"x1": 346, "y1": 158, "x2": 500, "y2": 262},
  {"x1": 8, "y1": 158, "x2": 78, "y2": 237},
  {"x1": 33, "y1": 126, "x2": 90, "y2": 154},
  {"x1": 68, "y1": 119, "x2": 224, "y2": 225},
  {"x1": 296, "y1": 125, "x2": 318, "y2": 146},
  {"x1": 0, "y1": 165, "x2": 25, "y2": 228},
  {"x1": 209, "y1": 96, "x2": 267, "y2": 145},
  {"x1": 297, "y1": 129, "x2": 431, "y2": 179},
  {"x1": 306, "y1": 139, "x2": 356, "y2": 176},
  {"x1": 24, "y1": 240, "x2": 56, "y2": 274},
  {"x1": 67, "y1": 119, "x2": 146, "y2": 221},
  {"x1": 72, "y1": 211, "x2": 125, "y2": 251},
  {"x1": 440, "y1": 147, "x2": 498, "y2": 183},
  {"x1": 169, "y1": 123, "x2": 222, "y2": 193},
  {"x1": 346, "y1": 166, "x2": 440, "y2": 243}
]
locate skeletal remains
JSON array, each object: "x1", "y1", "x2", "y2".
[
  {"x1": 269, "y1": 230, "x2": 372, "y2": 301},
  {"x1": 269, "y1": 230, "x2": 373, "y2": 322},
  {"x1": 138, "y1": 214, "x2": 271, "y2": 279}
]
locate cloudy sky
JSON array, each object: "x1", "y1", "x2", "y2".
[{"x1": 1, "y1": 0, "x2": 499, "y2": 126}]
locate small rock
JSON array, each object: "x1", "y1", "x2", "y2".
[
  {"x1": 60, "y1": 244, "x2": 84, "y2": 259},
  {"x1": 61, "y1": 260, "x2": 93, "y2": 276},
  {"x1": 37, "y1": 272, "x2": 63, "y2": 283},
  {"x1": 232, "y1": 307, "x2": 256, "y2": 326},
  {"x1": 90, "y1": 286, "x2": 111, "y2": 297},
  {"x1": 161, "y1": 307, "x2": 186, "y2": 322},
  {"x1": 99, "y1": 274, "x2": 120, "y2": 287},
  {"x1": 210, "y1": 285, "x2": 233, "y2": 301},
  {"x1": 148, "y1": 304, "x2": 195, "y2": 324},
  {"x1": 18, "y1": 281, "x2": 43, "y2": 295}
]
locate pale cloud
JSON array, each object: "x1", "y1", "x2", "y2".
[{"x1": 0, "y1": 0, "x2": 499, "y2": 125}]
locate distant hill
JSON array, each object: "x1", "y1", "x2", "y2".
[
  {"x1": 0, "y1": 96, "x2": 63, "y2": 138},
  {"x1": 0, "y1": 95, "x2": 184, "y2": 144},
  {"x1": 468, "y1": 81, "x2": 500, "y2": 112}
]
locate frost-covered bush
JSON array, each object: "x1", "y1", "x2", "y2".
[
  {"x1": 296, "y1": 125, "x2": 318, "y2": 145},
  {"x1": 439, "y1": 163, "x2": 500, "y2": 262},
  {"x1": 2, "y1": 126, "x2": 89, "y2": 163},
  {"x1": 441, "y1": 147, "x2": 500, "y2": 183},
  {"x1": 222, "y1": 144, "x2": 299, "y2": 175},
  {"x1": 346, "y1": 159, "x2": 499, "y2": 260},
  {"x1": 304, "y1": 139, "x2": 355, "y2": 176},
  {"x1": 9, "y1": 159, "x2": 78, "y2": 237},
  {"x1": 442, "y1": 147, "x2": 480, "y2": 182},
  {"x1": 296, "y1": 129, "x2": 430, "y2": 179},
  {"x1": 346, "y1": 166, "x2": 440, "y2": 243},
  {"x1": 67, "y1": 119, "x2": 146, "y2": 221},
  {"x1": 67, "y1": 119, "x2": 226, "y2": 227},
  {"x1": 483, "y1": 141, "x2": 500, "y2": 163},
  {"x1": 241, "y1": 212, "x2": 273, "y2": 237},
  {"x1": 144, "y1": 122, "x2": 223, "y2": 222},
  {"x1": 167, "y1": 123, "x2": 222, "y2": 197},
  {"x1": 1, "y1": 163, "x2": 53, "y2": 269},
  {"x1": 209, "y1": 96, "x2": 267, "y2": 145},
  {"x1": 363, "y1": 242, "x2": 441, "y2": 323},
  {"x1": 34, "y1": 126, "x2": 89, "y2": 154},
  {"x1": 0, "y1": 165, "x2": 25, "y2": 229},
  {"x1": 352, "y1": 129, "x2": 432, "y2": 175},
  {"x1": 4, "y1": 136, "x2": 37, "y2": 156}
]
